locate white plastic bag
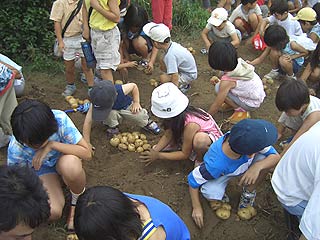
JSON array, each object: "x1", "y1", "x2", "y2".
[{"x1": 53, "y1": 39, "x2": 63, "y2": 57}]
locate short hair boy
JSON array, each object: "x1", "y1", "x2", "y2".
[
  {"x1": 249, "y1": 25, "x2": 308, "y2": 79},
  {"x1": 143, "y1": 22, "x2": 197, "y2": 93},
  {"x1": 8, "y1": 99, "x2": 92, "y2": 239},
  {"x1": 259, "y1": 0, "x2": 303, "y2": 37},
  {"x1": 201, "y1": 8, "x2": 241, "y2": 50},
  {"x1": 293, "y1": 7, "x2": 318, "y2": 43},
  {"x1": 188, "y1": 119, "x2": 279, "y2": 228},
  {"x1": 0, "y1": 165, "x2": 50, "y2": 240},
  {"x1": 229, "y1": 0, "x2": 263, "y2": 39},
  {"x1": 275, "y1": 79, "x2": 320, "y2": 153}
]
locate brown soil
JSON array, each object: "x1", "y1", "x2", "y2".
[{"x1": 0, "y1": 35, "x2": 290, "y2": 239}]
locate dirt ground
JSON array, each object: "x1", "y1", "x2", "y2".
[{"x1": 0, "y1": 34, "x2": 291, "y2": 239}]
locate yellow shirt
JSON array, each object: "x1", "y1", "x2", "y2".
[{"x1": 85, "y1": 0, "x2": 120, "y2": 31}]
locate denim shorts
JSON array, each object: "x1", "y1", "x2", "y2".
[{"x1": 34, "y1": 165, "x2": 58, "y2": 176}]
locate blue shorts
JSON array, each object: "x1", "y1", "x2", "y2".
[
  {"x1": 34, "y1": 165, "x2": 57, "y2": 176},
  {"x1": 279, "y1": 59, "x2": 301, "y2": 75},
  {"x1": 281, "y1": 200, "x2": 308, "y2": 221}
]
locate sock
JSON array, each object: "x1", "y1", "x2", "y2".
[
  {"x1": 71, "y1": 188, "x2": 85, "y2": 206},
  {"x1": 271, "y1": 68, "x2": 279, "y2": 72},
  {"x1": 68, "y1": 83, "x2": 75, "y2": 86},
  {"x1": 234, "y1": 107, "x2": 246, "y2": 112}
]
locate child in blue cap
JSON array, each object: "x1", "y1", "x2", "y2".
[{"x1": 188, "y1": 119, "x2": 280, "y2": 228}]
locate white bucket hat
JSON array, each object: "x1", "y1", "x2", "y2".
[
  {"x1": 143, "y1": 22, "x2": 171, "y2": 43},
  {"x1": 151, "y1": 82, "x2": 189, "y2": 118},
  {"x1": 207, "y1": 8, "x2": 228, "y2": 26}
]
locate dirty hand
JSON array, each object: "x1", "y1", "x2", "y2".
[
  {"x1": 58, "y1": 41, "x2": 65, "y2": 54},
  {"x1": 32, "y1": 142, "x2": 52, "y2": 170},
  {"x1": 130, "y1": 102, "x2": 142, "y2": 113},
  {"x1": 126, "y1": 61, "x2": 138, "y2": 68},
  {"x1": 192, "y1": 207, "x2": 204, "y2": 228},
  {"x1": 146, "y1": 62, "x2": 154, "y2": 73},
  {"x1": 239, "y1": 163, "x2": 261, "y2": 186},
  {"x1": 139, "y1": 149, "x2": 159, "y2": 166},
  {"x1": 283, "y1": 54, "x2": 292, "y2": 62},
  {"x1": 210, "y1": 76, "x2": 220, "y2": 86}
]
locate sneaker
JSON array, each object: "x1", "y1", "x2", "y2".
[
  {"x1": 143, "y1": 121, "x2": 161, "y2": 135},
  {"x1": 264, "y1": 69, "x2": 280, "y2": 80},
  {"x1": 62, "y1": 84, "x2": 76, "y2": 97},
  {"x1": 238, "y1": 187, "x2": 256, "y2": 209},
  {"x1": 228, "y1": 111, "x2": 250, "y2": 124},
  {"x1": 179, "y1": 84, "x2": 191, "y2": 94},
  {"x1": 279, "y1": 136, "x2": 293, "y2": 148},
  {"x1": 106, "y1": 127, "x2": 119, "y2": 138},
  {"x1": 200, "y1": 48, "x2": 208, "y2": 55},
  {"x1": 136, "y1": 59, "x2": 148, "y2": 71}
]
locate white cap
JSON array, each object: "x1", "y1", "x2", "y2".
[
  {"x1": 207, "y1": 8, "x2": 228, "y2": 26},
  {"x1": 151, "y1": 83, "x2": 189, "y2": 118},
  {"x1": 143, "y1": 22, "x2": 171, "y2": 43}
]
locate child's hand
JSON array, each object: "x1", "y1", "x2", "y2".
[
  {"x1": 124, "y1": 61, "x2": 138, "y2": 68},
  {"x1": 139, "y1": 149, "x2": 159, "y2": 166},
  {"x1": 282, "y1": 54, "x2": 292, "y2": 62},
  {"x1": 32, "y1": 142, "x2": 52, "y2": 170},
  {"x1": 145, "y1": 62, "x2": 154, "y2": 74},
  {"x1": 58, "y1": 41, "x2": 65, "y2": 54},
  {"x1": 309, "y1": 88, "x2": 316, "y2": 96},
  {"x1": 210, "y1": 76, "x2": 220, "y2": 86},
  {"x1": 130, "y1": 102, "x2": 142, "y2": 113},
  {"x1": 239, "y1": 163, "x2": 261, "y2": 186},
  {"x1": 192, "y1": 206, "x2": 204, "y2": 228}
]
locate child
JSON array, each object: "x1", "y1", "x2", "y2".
[
  {"x1": 82, "y1": 0, "x2": 121, "y2": 82},
  {"x1": 0, "y1": 61, "x2": 19, "y2": 148},
  {"x1": 275, "y1": 79, "x2": 320, "y2": 153},
  {"x1": 139, "y1": 83, "x2": 223, "y2": 167},
  {"x1": 249, "y1": 25, "x2": 308, "y2": 79},
  {"x1": 288, "y1": 0, "x2": 302, "y2": 14},
  {"x1": 229, "y1": 0, "x2": 263, "y2": 40},
  {"x1": 122, "y1": 4, "x2": 158, "y2": 73},
  {"x1": 217, "y1": 0, "x2": 240, "y2": 14},
  {"x1": 300, "y1": 41, "x2": 320, "y2": 95},
  {"x1": 201, "y1": 8, "x2": 241, "y2": 51},
  {"x1": 271, "y1": 122, "x2": 320, "y2": 240},
  {"x1": 188, "y1": 119, "x2": 279, "y2": 228},
  {"x1": 207, "y1": 42, "x2": 265, "y2": 124},
  {"x1": 0, "y1": 165, "x2": 50, "y2": 239},
  {"x1": 151, "y1": 0, "x2": 172, "y2": 30},
  {"x1": 7, "y1": 99, "x2": 92, "y2": 239},
  {"x1": 74, "y1": 186, "x2": 191, "y2": 240},
  {"x1": 50, "y1": 0, "x2": 94, "y2": 96},
  {"x1": 309, "y1": 2, "x2": 320, "y2": 43},
  {"x1": 259, "y1": 0, "x2": 303, "y2": 37},
  {"x1": 294, "y1": 7, "x2": 318, "y2": 41},
  {"x1": 89, "y1": 80, "x2": 160, "y2": 136},
  {"x1": 143, "y1": 22, "x2": 197, "y2": 93}
]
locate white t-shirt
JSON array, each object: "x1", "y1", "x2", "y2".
[
  {"x1": 271, "y1": 122, "x2": 320, "y2": 240},
  {"x1": 267, "y1": 13, "x2": 303, "y2": 36},
  {"x1": 229, "y1": 4, "x2": 262, "y2": 23},
  {"x1": 205, "y1": 21, "x2": 237, "y2": 38},
  {"x1": 163, "y1": 42, "x2": 197, "y2": 79}
]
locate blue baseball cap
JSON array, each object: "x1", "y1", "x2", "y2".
[{"x1": 229, "y1": 119, "x2": 278, "y2": 155}]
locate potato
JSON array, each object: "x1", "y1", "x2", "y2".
[
  {"x1": 83, "y1": 99, "x2": 90, "y2": 104},
  {"x1": 127, "y1": 144, "x2": 135, "y2": 152},
  {"x1": 149, "y1": 78, "x2": 157, "y2": 86},
  {"x1": 216, "y1": 208, "x2": 231, "y2": 220},
  {"x1": 143, "y1": 140, "x2": 148, "y2": 144},
  {"x1": 135, "y1": 139, "x2": 144, "y2": 148},
  {"x1": 68, "y1": 98, "x2": 77, "y2": 104},
  {"x1": 209, "y1": 200, "x2": 222, "y2": 210},
  {"x1": 188, "y1": 47, "x2": 194, "y2": 52},
  {"x1": 121, "y1": 132, "x2": 129, "y2": 136},
  {"x1": 263, "y1": 84, "x2": 268, "y2": 90},
  {"x1": 266, "y1": 78, "x2": 274, "y2": 85},
  {"x1": 237, "y1": 207, "x2": 255, "y2": 220},
  {"x1": 140, "y1": 134, "x2": 147, "y2": 140},
  {"x1": 266, "y1": 89, "x2": 272, "y2": 96},
  {"x1": 121, "y1": 136, "x2": 128, "y2": 144},
  {"x1": 127, "y1": 135, "x2": 136, "y2": 144},
  {"x1": 71, "y1": 103, "x2": 78, "y2": 108},
  {"x1": 142, "y1": 143, "x2": 151, "y2": 150},
  {"x1": 247, "y1": 206, "x2": 257, "y2": 217},
  {"x1": 192, "y1": 49, "x2": 196, "y2": 55},
  {"x1": 110, "y1": 137, "x2": 120, "y2": 147},
  {"x1": 114, "y1": 134, "x2": 122, "y2": 139},
  {"x1": 136, "y1": 146, "x2": 144, "y2": 153},
  {"x1": 118, "y1": 143, "x2": 128, "y2": 150},
  {"x1": 78, "y1": 100, "x2": 84, "y2": 105},
  {"x1": 262, "y1": 78, "x2": 267, "y2": 84},
  {"x1": 132, "y1": 131, "x2": 140, "y2": 137},
  {"x1": 115, "y1": 79, "x2": 123, "y2": 85},
  {"x1": 65, "y1": 96, "x2": 73, "y2": 102},
  {"x1": 220, "y1": 203, "x2": 232, "y2": 211}
]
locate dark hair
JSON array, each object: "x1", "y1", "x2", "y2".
[
  {"x1": 241, "y1": 0, "x2": 257, "y2": 5},
  {"x1": 270, "y1": 0, "x2": 288, "y2": 15},
  {"x1": 264, "y1": 25, "x2": 289, "y2": 50},
  {"x1": 0, "y1": 165, "x2": 50, "y2": 233},
  {"x1": 310, "y1": 41, "x2": 320, "y2": 71},
  {"x1": 74, "y1": 186, "x2": 142, "y2": 240},
  {"x1": 124, "y1": 4, "x2": 148, "y2": 33},
  {"x1": 298, "y1": 19, "x2": 318, "y2": 25},
  {"x1": 163, "y1": 106, "x2": 211, "y2": 144},
  {"x1": 313, "y1": 2, "x2": 320, "y2": 22},
  {"x1": 11, "y1": 99, "x2": 58, "y2": 146},
  {"x1": 208, "y1": 42, "x2": 238, "y2": 71},
  {"x1": 275, "y1": 79, "x2": 310, "y2": 111}
]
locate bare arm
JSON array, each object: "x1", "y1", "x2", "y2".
[
  {"x1": 189, "y1": 185, "x2": 204, "y2": 228},
  {"x1": 82, "y1": 2, "x2": 90, "y2": 41},
  {"x1": 201, "y1": 28, "x2": 212, "y2": 50},
  {"x1": 289, "y1": 41, "x2": 309, "y2": 60},
  {"x1": 230, "y1": 32, "x2": 240, "y2": 48},
  {"x1": 258, "y1": 18, "x2": 269, "y2": 37},
  {"x1": 300, "y1": 63, "x2": 311, "y2": 82},
  {"x1": 247, "y1": 47, "x2": 270, "y2": 65},
  {"x1": 83, "y1": 105, "x2": 93, "y2": 144},
  {"x1": 90, "y1": 0, "x2": 120, "y2": 23},
  {"x1": 122, "y1": 83, "x2": 142, "y2": 113},
  {"x1": 153, "y1": 129, "x2": 174, "y2": 151}
]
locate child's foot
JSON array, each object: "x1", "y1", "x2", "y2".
[
  {"x1": 228, "y1": 111, "x2": 250, "y2": 124},
  {"x1": 238, "y1": 188, "x2": 256, "y2": 209},
  {"x1": 143, "y1": 121, "x2": 161, "y2": 135},
  {"x1": 106, "y1": 127, "x2": 120, "y2": 138},
  {"x1": 218, "y1": 103, "x2": 233, "y2": 112},
  {"x1": 179, "y1": 84, "x2": 191, "y2": 94},
  {"x1": 62, "y1": 84, "x2": 76, "y2": 97},
  {"x1": 279, "y1": 136, "x2": 293, "y2": 149},
  {"x1": 66, "y1": 205, "x2": 78, "y2": 240},
  {"x1": 200, "y1": 48, "x2": 208, "y2": 55},
  {"x1": 264, "y1": 69, "x2": 280, "y2": 80}
]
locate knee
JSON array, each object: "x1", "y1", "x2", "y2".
[
  {"x1": 57, "y1": 156, "x2": 83, "y2": 179},
  {"x1": 193, "y1": 133, "x2": 210, "y2": 153},
  {"x1": 233, "y1": 19, "x2": 242, "y2": 28},
  {"x1": 49, "y1": 202, "x2": 64, "y2": 221}
]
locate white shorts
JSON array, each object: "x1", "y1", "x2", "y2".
[{"x1": 63, "y1": 34, "x2": 84, "y2": 61}]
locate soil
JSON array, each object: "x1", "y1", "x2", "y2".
[{"x1": 0, "y1": 34, "x2": 291, "y2": 239}]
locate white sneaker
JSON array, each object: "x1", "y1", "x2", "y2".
[{"x1": 264, "y1": 70, "x2": 279, "y2": 80}]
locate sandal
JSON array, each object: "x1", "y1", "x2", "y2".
[{"x1": 66, "y1": 205, "x2": 78, "y2": 240}]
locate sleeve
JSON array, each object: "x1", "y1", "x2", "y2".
[
  {"x1": 295, "y1": 22, "x2": 303, "y2": 36},
  {"x1": 205, "y1": 22, "x2": 213, "y2": 30},
  {"x1": 254, "y1": 5, "x2": 262, "y2": 15},
  {"x1": 188, "y1": 163, "x2": 215, "y2": 188},
  {"x1": 267, "y1": 15, "x2": 275, "y2": 24},
  {"x1": 58, "y1": 111, "x2": 83, "y2": 145},
  {"x1": 258, "y1": 146, "x2": 278, "y2": 157},
  {"x1": 299, "y1": 180, "x2": 320, "y2": 240},
  {"x1": 50, "y1": 0, "x2": 64, "y2": 22},
  {"x1": 226, "y1": 22, "x2": 237, "y2": 35},
  {"x1": 229, "y1": 7, "x2": 240, "y2": 23},
  {"x1": 7, "y1": 139, "x2": 29, "y2": 166},
  {"x1": 164, "y1": 54, "x2": 179, "y2": 75}
]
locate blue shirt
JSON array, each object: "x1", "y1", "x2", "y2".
[
  {"x1": 188, "y1": 133, "x2": 277, "y2": 188},
  {"x1": 283, "y1": 41, "x2": 304, "y2": 66},
  {"x1": 7, "y1": 110, "x2": 83, "y2": 168},
  {"x1": 112, "y1": 84, "x2": 132, "y2": 110},
  {"x1": 126, "y1": 193, "x2": 191, "y2": 240},
  {"x1": 0, "y1": 63, "x2": 13, "y2": 93}
]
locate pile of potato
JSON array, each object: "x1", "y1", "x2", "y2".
[
  {"x1": 65, "y1": 96, "x2": 90, "y2": 108},
  {"x1": 262, "y1": 78, "x2": 274, "y2": 96},
  {"x1": 149, "y1": 78, "x2": 159, "y2": 87},
  {"x1": 237, "y1": 206, "x2": 257, "y2": 220},
  {"x1": 109, "y1": 131, "x2": 151, "y2": 153},
  {"x1": 187, "y1": 47, "x2": 196, "y2": 55},
  {"x1": 115, "y1": 79, "x2": 123, "y2": 85},
  {"x1": 210, "y1": 201, "x2": 232, "y2": 220}
]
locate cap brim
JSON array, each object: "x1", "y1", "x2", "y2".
[
  {"x1": 151, "y1": 94, "x2": 189, "y2": 118},
  {"x1": 207, "y1": 17, "x2": 223, "y2": 26},
  {"x1": 92, "y1": 107, "x2": 112, "y2": 122},
  {"x1": 143, "y1": 22, "x2": 157, "y2": 38}
]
